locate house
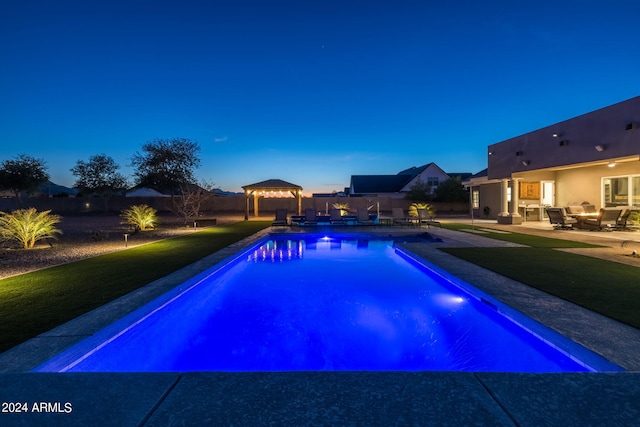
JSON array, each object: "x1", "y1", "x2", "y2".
[
  {"x1": 467, "y1": 96, "x2": 640, "y2": 223},
  {"x1": 349, "y1": 163, "x2": 460, "y2": 198}
]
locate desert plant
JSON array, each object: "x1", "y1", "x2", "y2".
[
  {"x1": 121, "y1": 204, "x2": 158, "y2": 231},
  {"x1": 408, "y1": 202, "x2": 435, "y2": 219},
  {"x1": 0, "y1": 208, "x2": 61, "y2": 249},
  {"x1": 332, "y1": 203, "x2": 350, "y2": 216}
]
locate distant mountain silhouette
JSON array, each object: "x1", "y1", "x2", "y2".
[{"x1": 37, "y1": 180, "x2": 78, "y2": 196}]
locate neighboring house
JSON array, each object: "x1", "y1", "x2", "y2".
[
  {"x1": 349, "y1": 162, "x2": 461, "y2": 198},
  {"x1": 467, "y1": 96, "x2": 640, "y2": 224}
]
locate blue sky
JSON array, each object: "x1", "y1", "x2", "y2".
[{"x1": 1, "y1": 1, "x2": 639, "y2": 194}]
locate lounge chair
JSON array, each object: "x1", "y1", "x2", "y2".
[
  {"x1": 271, "y1": 209, "x2": 288, "y2": 226},
  {"x1": 580, "y1": 208, "x2": 622, "y2": 231},
  {"x1": 304, "y1": 208, "x2": 317, "y2": 225},
  {"x1": 329, "y1": 208, "x2": 345, "y2": 225},
  {"x1": 546, "y1": 207, "x2": 577, "y2": 229},
  {"x1": 356, "y1": 208, "x2": 375, "y2": 225},
  {"x1": 391, "y1": 208, "x2": 414, "y2": 227},
  {"x1": 418, "y1": 208, "x2": 441, "y2": 228}
]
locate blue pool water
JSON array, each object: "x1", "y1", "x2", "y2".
[{"x1": 36, "y1": 234, "x2": 621, "y2": 373}]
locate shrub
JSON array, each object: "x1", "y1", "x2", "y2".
[
  {"x1": 332, "y1": 203, "x2": 350, "y2": 216},
  {"x1": 408, "y1": 202, "x2": 435, "y2": 218},
  {"x1": 121, "y1": 204, "x2": 158, "y2": 231},
  {"x1": 0, "y1": 208, "x2": 61, "y2": 249}
]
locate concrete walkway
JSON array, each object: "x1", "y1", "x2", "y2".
[{"x1": 1, "y1": 218, "x2": 640, "y2": 426}]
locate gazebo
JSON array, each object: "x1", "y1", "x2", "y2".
[{"x1": 242, "y1": 179, "x2": 303, "y2": 220}]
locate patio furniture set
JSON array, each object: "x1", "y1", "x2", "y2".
[{"x1": 546, "y1": 205, "x2": 636, "y2": 231}]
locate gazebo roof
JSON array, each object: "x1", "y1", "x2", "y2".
[{"x1": 242, "y1": 179, "x2": 302, "y2": 191}]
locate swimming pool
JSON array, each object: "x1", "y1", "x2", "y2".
[{"x1": 35, "y1": 234, "x2": 622, "y2": 373}]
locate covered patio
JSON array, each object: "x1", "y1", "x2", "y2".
[{"x1": 242, "y1": 179, "x2": 303, "y2": 220}]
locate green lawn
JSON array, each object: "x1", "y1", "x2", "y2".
[
  {"x1": 439, "y1": 223, "x2": 640, "y2": 329},
  {"x1": 0, "y1": 221, "x2": 271, "y2": 353}
]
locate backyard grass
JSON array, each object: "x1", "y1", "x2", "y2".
[
  {"x1": 0, "y1": 221, "x2": 271, "y2": 353},
  {"x1": 439, "y1": 223, "x2": 640, "y2": 329}
]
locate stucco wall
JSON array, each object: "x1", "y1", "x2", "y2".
[
  {"x1": 0, "y1": 196, "x2": 468, "y2": 217},
  {"x1": 556, "y1": 161, "x2": 639, "y2": 208}
]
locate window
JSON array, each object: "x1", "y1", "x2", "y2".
[
  {"x1": 472, "y1": 190, "x2": 479, "y2": 209},
  {"x1": 426, "y1": 177, "x2": 439, "y2": 187},
  {"x1": 603, "y1": 174, "x2": 640, "y2": 207}
]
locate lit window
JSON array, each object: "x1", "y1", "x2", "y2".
[
  {"x1": 472, "y1": 190, "x2": 480, "y2": 209},
  {"x1": 426, "y1": 177, "x2": 439, "y2": 187},
  {"x1": 603, "y1": 174, "x2": 640, "y2": 207}
]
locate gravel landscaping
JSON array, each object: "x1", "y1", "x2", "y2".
[{"x1": 0, "y1": 213, "x2": 240, "y2": 279}]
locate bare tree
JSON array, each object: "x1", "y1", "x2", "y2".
[{"x1": 173, "y1": 180, "x2": 215, "y2": 223}]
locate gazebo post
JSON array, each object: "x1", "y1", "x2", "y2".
[
  {"x1": 253, "y1": 192, "x2": 260, "y2": 217},
  {"x1": 244, "y1": 190, "x2": 250, "y2": 220}
]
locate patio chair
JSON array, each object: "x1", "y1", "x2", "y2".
[
  {"x1": 581, "y1": 208, "x2": 622, "y2": 231},
  {"x1": 418, "y1": 208, "x2": 441, "y2": 228},
  {"x1": 329, "y1": 208, "x2": 345, "y2": 225},
  {"x1": 304, "y1": 208, "x2": 317, "y2": 225},
  {"x1": 546, "y1": 207, "x2": 577, "y2": 229},
  {"x1": 271, "y1": 209, "x2": 288, "y2": 226},
  {"x1": 391, "y1": 208, "x2": 414, "y2": 227},
  {"x1": 614, "y1": 208, "x2": 632, "y2": 230},
  {"x1": 356, "y1": 208, "x2": 375, "y2": 225}
]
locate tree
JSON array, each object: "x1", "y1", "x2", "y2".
[
  {"x1": 0, "y1": 154, "x2": 49, "y2": 207},
  {"x1": 71, "y1": 154, "x2": 128, "y2": 212},
  {"x1": 404, "y1": 178, "x2": 432, "y2": 202},
  {"x1": 0, "y1": 208, "x2": 61, "y2": 249},
  {"x1": 433, "y1": 177, "x2": 469, "y2": 203},
  {"x1": 173, "y1": 180, "x2": 215, "y2": 222},
  {"x1": 130, "y1": 138, "x2": 201, "y2": 196}
]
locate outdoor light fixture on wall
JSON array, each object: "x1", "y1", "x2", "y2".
[
  {"x1": 558, "y1": 139, "x2": 568, "y2": 146},
  {"x1": 595, "y1": 144, "x2": 606, "y2": 152},
  {"x1": 522, "y1": 160, "x2": 530, "y2": 166}
]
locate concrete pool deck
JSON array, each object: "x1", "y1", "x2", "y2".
[{"x1": 1, "y1": 218, "x2": 639, "y2": 425}]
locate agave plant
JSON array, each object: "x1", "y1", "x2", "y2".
[
  {"x1": 332, "y1": 203, "x2": 350, "y2": 216},
  {"x1": 121, "y1": 204, "x2": 158, "y2": 231},
  {"x1": 0, "y1": 208, "x2": 61, "y2": 249},
  {"x1": 408, "y1": 202, "x2": 435, "y2": 219}
]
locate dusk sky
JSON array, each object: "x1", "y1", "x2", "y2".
[{"x1": 2, "y1": 1, "x2": 639, "y2": 194}]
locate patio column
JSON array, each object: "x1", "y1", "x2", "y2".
[
  {"x1": 499, "y1": 179, "x2": 509, "y2": 217},
  {"x1": 510, "y1": 178, "x2": 523, "y2": 223}
]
